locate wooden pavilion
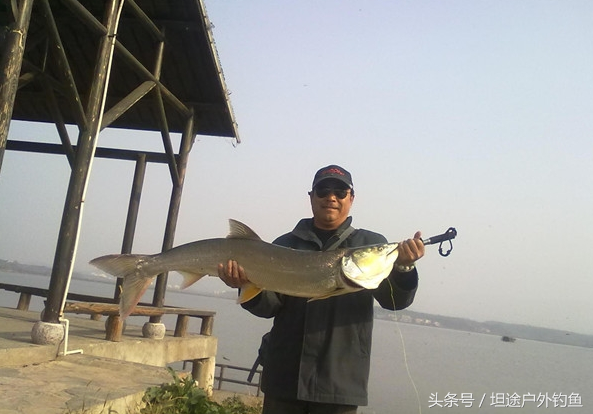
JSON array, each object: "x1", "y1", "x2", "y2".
[{"x1": 0, "y1": 0, "x2": 239, "y2": 345}]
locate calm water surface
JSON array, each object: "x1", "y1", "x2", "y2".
[{"x1": 1, "y1": 272, "x2": 590, "y2": 413}]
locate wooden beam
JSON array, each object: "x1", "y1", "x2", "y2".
[
  {"x1": 60, "y1": 0, "x2": 191, "y2": 118},
  {"x1": 39, "y1": 0, "x2": 88, "y2": 129},
  {"x1": 6, "y1": 140, "x2": 173, "y2": 163},
  {"x1": 124, "y1": 0, "x2": 165, "y2": 42},
  {"x1": 151, "y1": 37, "x2": 180, "y2": 187},
  {"x1": 101, "y1": 80, "x2": 156, "y2": 129},
  {"x1": 63, "y1": 301, "x2": 216, "y2": 318},
  {"x1": 41, "y1": 78, "x2": 76, "y2": 167}
]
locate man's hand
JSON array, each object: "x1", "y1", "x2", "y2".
[
  {"x1": 217, "y1": 259, "x2": 250, "y2": 288},
  {"x1": 396, "y1": 231, "x2": 425, "y2": 266}
]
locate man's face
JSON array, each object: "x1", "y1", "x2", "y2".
[{"x1": 310, "y1": 179, "x2": 354, "y2": 230}]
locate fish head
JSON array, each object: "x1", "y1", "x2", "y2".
[{"x1": 341, "y1": 242, "x2": 399, "y2": 289}]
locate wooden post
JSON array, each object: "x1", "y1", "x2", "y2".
[
  {"x1": 114, "y1": 153, "x2": 146, "y2": 302},
  {"x1": 105, "y1": 315, "x2": 123, "y2": 342},
  {"x1": 174, "y1": 315, "x2": 189, "y2": 337},
  {"x1": 151, "y1": 111, "x2": 196, "y2": 322},
  {"x1": 42, "y1": 0, "x2": 124, "y2": 326},
  {"x1": 17, "y1": 293, "x2": 32, "y2": 311},
  {"x1": 0, "y1": 0, "x2": 34, "y2": 171}
]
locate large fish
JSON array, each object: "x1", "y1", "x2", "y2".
[{"x1": 90, "y1": 219, "x2": 399, "y2": 318}]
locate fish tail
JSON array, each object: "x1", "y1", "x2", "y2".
[
  {"x1": 90, "y1": 254, "x2": 156, "y2": 319},
  {"x1": 90, "y1": 254, "x2": 150, "y2": 278}
]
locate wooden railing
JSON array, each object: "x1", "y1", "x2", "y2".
[
  {"x1": 0, "y1": 283, "x2": 215, "y2": 340},
  {"x1": 1, "y1": 282, "x2": 219, "y2": 392},
  {"x1": 62, "y1": 301, "x2": 215, "y2": 340},
  {"x1": 0, "y1": 282, "x2": 115, "y2": 311}
]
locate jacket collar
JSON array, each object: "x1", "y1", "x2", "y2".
[{"x1": 291, "y1": 216, "x2": 353, "y2": 249}]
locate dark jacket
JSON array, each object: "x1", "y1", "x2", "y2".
[{"x1": 242, "y1": 217, "x2": 418, "y2": 406}]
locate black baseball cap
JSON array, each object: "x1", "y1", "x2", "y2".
[{"x1": 312, "y1": 165, "x2": 353, "y2": 189}]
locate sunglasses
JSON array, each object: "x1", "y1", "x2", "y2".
[{"x1": 310, "y1": 187, "x2": 351, "y2": 199}]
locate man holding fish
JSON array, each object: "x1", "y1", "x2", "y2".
[{"x1": 219, "y1": 165, "x2": 424, "y2": 414}]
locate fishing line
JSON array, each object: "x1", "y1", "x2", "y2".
[
  {"x1": 388, "y1": 279, "x2": 422, "y2": 414},
  {"x1": 382, "y1": 228, "x2": 457, "y2": 413}
]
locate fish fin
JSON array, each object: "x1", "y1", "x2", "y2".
[
  {"x1": 177, "y1": 271, "x2": 207, "y2": 289},
  {"x1": 120, "y1": 272, "x2": 153, "y2": 319},
  {"x1": 90, "y1": 254, "x2": 156, "y2": 319},
  {"x1": 227, "y1": 219, "x2": 262, "y2": 241},
  {"x1": 237, "y1": 282, "x2": 263, "y2": 303}
]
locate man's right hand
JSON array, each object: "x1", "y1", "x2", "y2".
[{"x1": 217, "y1": 259, "x2": 250, "y2": 288}]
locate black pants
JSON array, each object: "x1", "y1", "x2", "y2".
[{"x1": 262, "y1": 396, "x2": 358, "y2": 414}]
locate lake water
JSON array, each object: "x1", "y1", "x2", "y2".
[{"x1": 1, "y1": 271, "x2": 591, "y2": 413}]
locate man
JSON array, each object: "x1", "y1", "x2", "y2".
[{"x1": 219, "y1": 165, "x2": 424, "y2": 414}]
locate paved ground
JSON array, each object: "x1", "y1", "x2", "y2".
[
  {"x1": 0, "y1": 353, "x2": 172, "y2": 414},
  {"x1": 0, "y1": 306, "x2": 257, "y2": 414}
]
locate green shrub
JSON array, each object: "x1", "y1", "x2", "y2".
[{"x1": 140, "y1": 368, "x2": 261, "y2": 414}]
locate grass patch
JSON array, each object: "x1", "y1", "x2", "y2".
[{"x1": 140, "y1": 368, "x2": 261, "y2": 414}]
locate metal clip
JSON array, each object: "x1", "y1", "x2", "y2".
[{"x1": 422, "y1": 227, "x2": 457, "y2": 257}]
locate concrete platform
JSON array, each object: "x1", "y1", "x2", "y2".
[
  {"x1": 0, "y1": 306, "x2": 218, "y2": 414},
  {"x1": 0, "y1": 354, "x2": 172, "y2": 414}
]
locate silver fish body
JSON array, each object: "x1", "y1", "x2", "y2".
[{"x1": 90, "y1": 220, "x2": 399, "y2": 318}]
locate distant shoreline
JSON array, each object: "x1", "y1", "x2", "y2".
[
  {"x1": 373, "y1": 306, "x2": 593, "y2": 349},
  {"x1": 2, "y1": 259, "x2": 592, "y2": 349},
  {"x1": 0, "y1": 259, "x2": 92, "y2": 281}
]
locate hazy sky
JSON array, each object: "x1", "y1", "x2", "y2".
[{"x1": 1, "y1": 1, "x2": 592, "y2": 334}]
